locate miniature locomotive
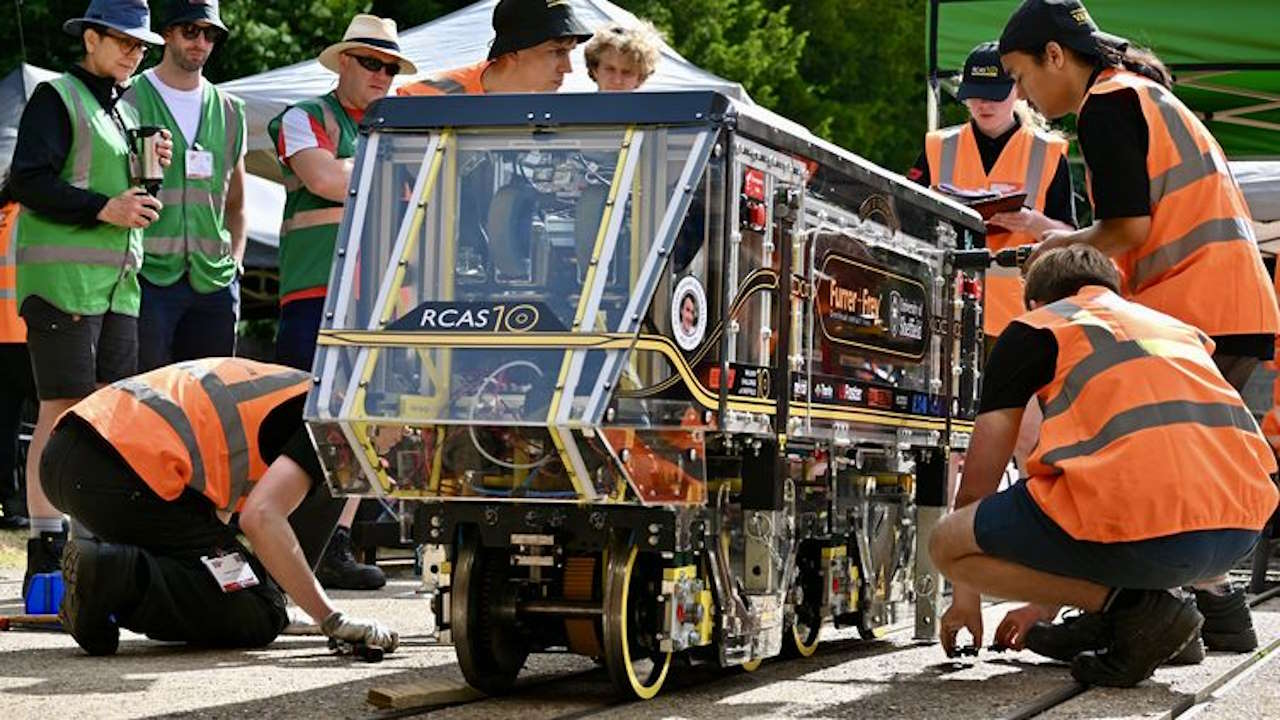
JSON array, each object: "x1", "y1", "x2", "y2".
[{"x1": 304, "y1": 90, "x2": 987, "y2": 698}]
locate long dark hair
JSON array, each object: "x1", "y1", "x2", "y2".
[{"x1": 1094, "y1": 39, "x2": 1172, "y2": 88}]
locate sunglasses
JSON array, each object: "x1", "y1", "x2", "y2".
[
  {"x1": 347, "y1": 53, "x2": 402, "y2": 77},
  {"x1": 177, "y1": 23, "x2": 226, "y2": 44},
  {"x1": 100, "y1": 30, "x2": 147, "y2": 56}
]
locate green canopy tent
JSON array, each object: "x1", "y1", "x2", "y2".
[{"x1": 926, "y1": 0, "x2": 1280, "y2": 159}]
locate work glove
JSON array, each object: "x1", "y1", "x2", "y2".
[{"x1": 321, "y1": 611, "x2": 400, "y2": 653}]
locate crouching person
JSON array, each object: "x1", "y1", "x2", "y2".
[
  {"x1": 40, "y1": 357, "x2": 398, "y2": 656},
  {"x1": 929, "y1": 246, "x2": 1278, "y2": 687}
]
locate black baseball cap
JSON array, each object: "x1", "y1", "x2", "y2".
[
  {"x1": 957, "y1": 42, "x2": 1014, "y2": 101},
  {"x1": 488, "y1": 0, "x2": 593, "y2": 60},
  {"x1": 998, "y1": 0, "x2": 1128, "y2": 58},
  {"x1": 162, "y1": 0, "x2": 227, "y2": 32}
]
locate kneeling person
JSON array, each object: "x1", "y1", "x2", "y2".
[
  {"x1": 929, "y1": 246, "x2": 1278, "y2": 687},
  {"x1": 41, "y1": 357, "x2": 398, "y2": 655}
]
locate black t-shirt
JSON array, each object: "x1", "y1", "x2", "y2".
[
  {"x1": 979, "y1": 321, "x2": 1058, "y2": 413},
  {"x1": 908, "y1": 119, "x2": 1076, "y2": 227},
  {"x1": 258, "y1": 395, "x2": 325, "y2": 485},
  {"x1": 1077, "y1": 83, "x2": 1151, "y2": 219}
]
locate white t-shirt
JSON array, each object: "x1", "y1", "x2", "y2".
[
  {"x1": 143, "y1": 69, "x2": 247, "y2": 163},
  {"x1": 144, "y1": 69, "x2": 204, "y2": 145}
]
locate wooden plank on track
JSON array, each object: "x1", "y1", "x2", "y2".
[{"x1": 367, "y1": 677, "x2": 485, "y2": 710}]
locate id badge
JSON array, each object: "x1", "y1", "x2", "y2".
[
  {"x1": 186, "y1": 149, "x2": 214, "y2": 180},
  {"x1": 201, "y1": 551, "x2": 260, "y2": 592}
]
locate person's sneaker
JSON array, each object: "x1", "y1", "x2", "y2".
[
  {"x1": 1194, "y1": 588, "x2": 1257, "y2": 652},
  {"x1": 1025, "y1": 611, "x2": 1109, "y2": 663},
  {"x1": 316, "y1": 527, "x2": 385, "y2": 590},
  {"x1": 60, "y1": 538, "x2": 141, "y2": 656},
  {"x1": 1072, "y1": 591, "x2": 1203, "y2": 687},
  {"x1": 22, "y1": 530, "x2": 66, "y2": 599}
]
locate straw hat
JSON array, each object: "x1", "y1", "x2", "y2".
[{"x1": 317, "y1": 14, "x2": 417, "y2": 76}]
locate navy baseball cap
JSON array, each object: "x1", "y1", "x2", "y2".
[
  {"x1": 957, "y1": 42, "x2": 1014, "y2": 101},
  {"x1": 488, "y1": 0, "x2": 593, "y2": 60},
  {"x1": 64, "y1": 0, "x2": 164, "y2": 45},
  {"x1": 162, "y1": 0, "x2": 227, "y2": 32},
  {"x1": 998, "y1": 0, "x2": 1128, "y2": 58}
]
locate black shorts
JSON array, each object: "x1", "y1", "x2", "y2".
[
  {"x1": 974, "y1": 480, "x2": 1260, "y2": 589},
  {"x1": 20, "y1": 296, "x2": 137, "y2": 400}
]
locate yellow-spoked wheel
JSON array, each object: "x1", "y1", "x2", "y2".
[
  {"x1": 601, "y1": 541, "x2": 672, "y2": 700},
  {"x1": 783, "y1": 615, "x2": 821, "y2": 658}
]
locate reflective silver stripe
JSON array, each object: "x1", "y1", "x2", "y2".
[
  {"x1": 1022, "y1": 135, "x2": 1050, "y2": 208},
  {"x1": 281, "y1": 206, "x2": 344, "y2": 234},
  {"x1": 1130, "y1": 217, "x2": 1253, "y2": 290},
  {"x1": 223, "y1": 95, "x2": 241, "y2": 199},
  {"x1": 118, "y1": 378, "x2": 207, "y2": 493},
  {"x1": 224, "y1": 370, "x2": 309, "y2": 402},
  {"x1": 1042, "y1": 338, "x2": 1148, "y2": 420},
  {"x1": 1041, "y1": 299, "x2": 1082, "y2": 321},
  {"x1": 156, "y1": 188, "x2": 221, "y2": 207},
  {"x1": 320, "y1": 102, "x2": 340, "y2": 151},
  {"x1": 1148, "y1": 85, "x2": 1224, "y2": 205},
  {"x1": 938, "y1": 128, "x2": 961, "y2": 186},
  {"x1": 17, "y1": 244, "x2": 135, "y2": 268},
  {"x1": 1039, "y1": 400, "x2": 1259, "y2": 468},
  {"x1": 0, "y1": 288, "x2": 13, "y2": 300},
  {"x1": 180, "y1": 365, "x2": 251, "y2": 512},
  {"x1": 63, "y1": 86, "x2": 95, "y2": 190},
  {"x1": 144, "y1": 236, "x2": 228, "y2": 257}
]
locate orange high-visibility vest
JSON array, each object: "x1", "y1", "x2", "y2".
[
  {"x1": 67, "y1": 358, "x2": 311, "y2": 512},
  {"x1": 1259, "y1": 262, "x2": 1280, "y2": 453},
  {"x1": 925, "y1": 123, "x2": 1068, "y2": 336},
  {"x1": 0, "y1": 202, "x2": 26, "y2": 343},
  {"x1": 1083, "y1": 70, "x2": 1278, "y2": 338},
  {"x1": 1020, "y1": 286, "x2": 1277, "y2": 543},
  {"x1": 397, "y1": 61, "x2": 490, "y2": 97}
]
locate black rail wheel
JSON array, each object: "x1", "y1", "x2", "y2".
[{"x1": 451, "y1": 529, "x2": 528, "y2": 695}]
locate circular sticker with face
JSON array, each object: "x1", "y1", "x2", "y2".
[{"x1": 671, "y1": 275, "x2": 708, "y2": 352}]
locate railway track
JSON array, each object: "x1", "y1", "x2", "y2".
[
  {"x1": 371, "y1": 587, "x2": 1280, "y2": 719},
  {"x1": 1002, "y1": 585, "x2": 1280, "y2": 720}
]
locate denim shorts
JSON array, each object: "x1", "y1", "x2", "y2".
[{"x1": 973, "y1": 480, "x2": 1260, "y2": 589}]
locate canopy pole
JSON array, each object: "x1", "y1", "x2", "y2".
[{"x1": 927, "y1": 0, "x2": 940, "y2": 131}]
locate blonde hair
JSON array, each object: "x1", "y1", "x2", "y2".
[
  {"x1": 1012, "y1": 99, "x2": 1053, "y2": 133},
  {"x1": 584, "y1": 22, "x2": 662, "y2": 83}
]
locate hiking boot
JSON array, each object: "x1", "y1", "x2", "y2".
[
  {"x1": 60, "y1": 538, "x2": 140, "y2": 656},
  {"x1": 1194, "y1": 588, "x2": 1257, "y2": 652},
  {"x1": 1169, "y1": 631, "x2": 1206, "y2": 665},
  {"x1": 316, "y1": 527, "x2": 385, "y2": 590},
  {"x1": 22, "y1": 530, "x2": 66, "y2": 599},
  {"x1": 1025, "y1": 611, "x2": 1109, "y2": 663},
  {"x1": 1072, "y1": 590, "x2": 1203, "y2": 687}
]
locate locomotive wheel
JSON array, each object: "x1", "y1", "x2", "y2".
[
  {"x1": 451, "y1": 529, "x2": 529, "y2": 695},
  {"x1": 740, "y1": 656, "x2": 763, "y2": 672},
  {"x1": 783, "y1": 614, "x2": 821, "y2": 658},
  {"x1": 601, "y1": 541, "x2": 672, "y2": 699}
]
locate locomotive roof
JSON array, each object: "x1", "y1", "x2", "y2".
[{"x1": 362, "y1": 90, "x2": 985, "y2": 234}]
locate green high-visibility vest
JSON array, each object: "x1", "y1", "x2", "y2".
[
  {"x1": 125, "y1": 74, "x2": 245, "y2": 293},
  {"x1": 16, "y1": 73, "x2": 142, "y2": 316},
  {"x1": 266, "y1": 92, "x2": 357, "y2": 299}
]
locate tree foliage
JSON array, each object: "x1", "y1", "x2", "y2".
[{"x1": 4, "y1": 0, "x2": 934, "y2": 169}]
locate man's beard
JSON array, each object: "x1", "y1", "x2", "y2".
[{"x1": 174, "y1": 53, "x2": 207, "y2": 74}]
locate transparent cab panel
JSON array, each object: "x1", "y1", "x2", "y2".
[{"x1": 308, "y1": 124, "x2": 715, "y2": 505}]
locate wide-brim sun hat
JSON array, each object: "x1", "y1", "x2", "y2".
[
  {"x1": 63, "y1": 0, "x2": 165, "y2": 46},
  {"x1": 317, "y1": 14, "x2": 417, "y2": 76}
]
